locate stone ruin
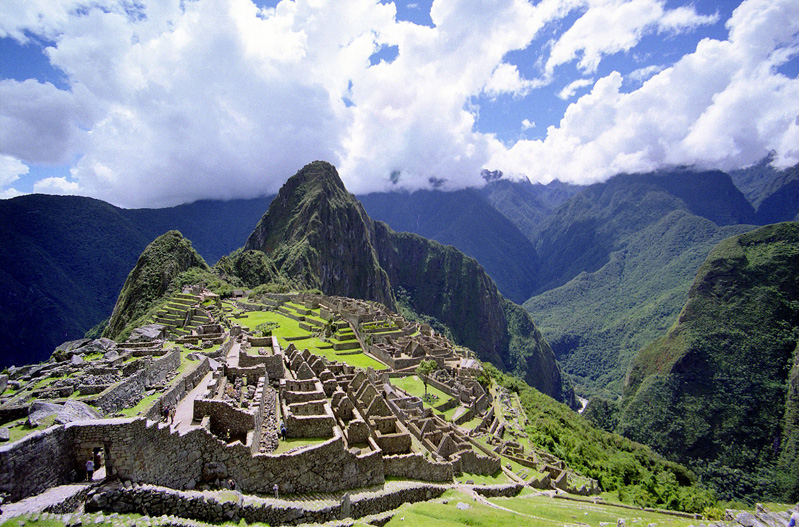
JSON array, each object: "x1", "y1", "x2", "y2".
[{"x1": 0, "y1": 289, "x2": 599, "y2": 523}]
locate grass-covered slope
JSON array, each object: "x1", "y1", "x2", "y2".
[
  {"x1": 619, "y1": 222, "x2": 799, "y2": 502},
  {"x1": 359, "y1": 188, "x2": 539, "y2": 304},
  {"x1": 525, "y1": 211, "x2": 753, "y2": 398},
  {"x1": 486, "y1": 364, "x2": 716, "y2": 513},
  {"x1": 104, "y1": 231, "x2": 209, "y2": 340}
]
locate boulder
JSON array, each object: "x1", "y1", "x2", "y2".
[
  {"x1": 735, "y1": 512, "x2": 769, "y2": 527},
  {"x1": 52, "y1": 339, "x2": 92, "y2": 362},
  {"x1": 71, "y1": 355, "x2": 86, "y2": 366},
  {"x1": 129, "y1": 324, "x2": 167, "y2": 342},
  {"x1": 0, "y1": 427, "x2": 9, "y2": 442},
  {"x1": 28, "y1": 401, "x2": 62, "y2": 426},
  {"x1": 103, "y1": 350, "x2": 120, "y2": 362},
  {"x1": 56, "y1": 401, "x2": 103, "y2": 424},
  {"x1": 0, "y1": 374, "x2": 8, "y2": 394}
]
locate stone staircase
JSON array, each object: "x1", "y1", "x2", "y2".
[{"x1": 152, "y1": 292, "x2": 203, "y2": 336}]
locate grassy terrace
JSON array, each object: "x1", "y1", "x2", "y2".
[
  {"x1": 233, "y1": 310, "x2": 388, "y2": 370},
  {"x1": 391, "y1": 375, "x2": 455, "y2": 418}
]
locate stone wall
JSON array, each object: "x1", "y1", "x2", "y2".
[
  {"x1": 192, "y1": 399, "x2": 255, "y2": 440},
  {"x1": 88, "y1": 481, "x2": 447, "y2": 525},
  {"x1": 0, "y1": 424, "x2": 75, "y2": 501},
  {"x1": 238, "y1": 352, "x2": 284, "y2": 379},
  {"x1": 455, "y1": 449, "x2": 501, "y2": 476},
  {"x1": 144, "y1": 357, "x2": 211, "y2": 422},
  {"x1": 70, "y1": 420, "x2": 384, "y2": 495},
  {"x1": 382, "y1": 453, "x2": 453, "y2": 482},
  {"x1": 473, "y1": 483, "x2": 524, "y2": 498},
  {"x1": 95, "y1": 350, "x2": 181, "y2": 415}
]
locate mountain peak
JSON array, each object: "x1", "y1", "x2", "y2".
[{"x1": 244, "y1": 162, "x2": 395, "y2": 307}]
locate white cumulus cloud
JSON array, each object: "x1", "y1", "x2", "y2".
[{"x1": 492, "y1": 0, "x2": 799, "y2": 183}]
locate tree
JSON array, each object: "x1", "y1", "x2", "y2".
[{"x1": 416, "y1": 359, "x2": 437, "y2": 398}]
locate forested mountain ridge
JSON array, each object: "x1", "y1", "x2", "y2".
[
  {"x1": 0, "y1": 194, "x2": 272, "y2": 367},
  {"x1": 619, "y1": 222, "x2": 799, "y2": 503}
]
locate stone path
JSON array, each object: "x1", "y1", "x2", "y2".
[
  {"x1": 225, "y1": 341, "x2": 240, "y2": 368},
  {"x1": 172, "y1": 371, "x2": 214, "y2": 433},
  {"x1": 0, "y1": 484, "x2": 93, "y2": 523}
]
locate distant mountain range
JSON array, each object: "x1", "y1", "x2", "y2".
[{"x1": 0, "y1": 194, "x2": 272, "y2": 368}]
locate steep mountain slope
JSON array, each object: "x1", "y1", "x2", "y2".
[
  {"x1": 359, "y1": 189, "x2": 538, "y2": 303},
  {"x1": 619, "y1": 222, "x2": 799, "y2": 502},
  {"x1": 104, "y1": 231, "x2": 209, "y2": 339},
  {"x1": 480, "y1": 178, "x2": 581, "y2": 239},
  {"x1": 241, "y1": 161, "x2": 573, "y2": 405},
  {"x1": 244, "y1": 161, "x2": 394, "y2": 308},
  {"x1": 525, "y1": 211, "x2": 753, "y2": 397},
  {"x1": 0, "y1": 195, "x2": 152, "y2": 368}
]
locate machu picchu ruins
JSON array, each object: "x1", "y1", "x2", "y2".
[{"x1": 0, "y1": 288, "x2": 599, "y2": 524}]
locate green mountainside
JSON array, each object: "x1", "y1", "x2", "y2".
[
  {"x1": 480, "y1": 178, "x2": 581, "y2": 239},
  {"x1": 619, "y1": 222, "x2": 799, "y2": 502},
  {"x1": 523, "y1": 171, "x2": 757, "y2": 397},
  {"x1": 104, "y1": 231, "x2": 209, "y2": 340},
  {"x1": 242, "y1": 161, "x2": 572, "y2": 405},
  {"x1": 359, "y1": 189, "x2": 538, "y2": 304},
  {"x1": 531, "y1": 170, "x2": 755, "y2": 296},
  {"x1": 244, "y1": 162, "x2": 394, "y2": 308},
  {"x1": 0, "y1": 195, "x2": 153, "y2": 367},
  {"x1": 526, "y1": 211, "x2": 753, "y2": 398}
]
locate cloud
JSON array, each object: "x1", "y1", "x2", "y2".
[
  {"x1": 0, "y1": 0, "x2": 796, "y2": 205},
  {"x1": 557, "y1": 77, "x2": 594, "y2": 99},
  {"x1": 545, "y1": 0, "x2": 718, "y2": 75},
  {"x1": 627, "y1": 64, "x2": 665, "y2": 83},
  {"x1": 483, "y1": 63, "x2": 539, "y2": 98},
  {"x1": 491, "y1": 0, "x2": 799, "y2": 183},
  {"x1": 522, "y1": 119, "x2": 536, "y2": 130},
  {"x1": 33, "y1": 176, "x2": 80, "y2": 195},
  {"x1": 0, "y1": 155, "x2": 28, "y2": 199}
]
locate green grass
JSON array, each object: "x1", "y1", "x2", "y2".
[
  {"x1": 391, "y1": 376, "x2": 454, "y2": 408},
  {"x1": 5, "y1": 414, "x2": 58, "y2": 443},
  {"x1": 455, "y1": 470, "x2": 511, "y2": 485},
  {"x1": 271, "y1": 436, "x2": 329, "y2": 454},
  {"x1": 460, "y1": 417, "x2": 483, "y2": 430},
  {"x1": 118, "y1": 391, "x2": 161, "y2": 417},
  {"x1": 489, "y1": 494, "x2": 699, "y2": 526}
]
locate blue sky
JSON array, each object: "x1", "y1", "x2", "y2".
[{"x1": 1, "y1": 0, "x2": 798, "y2": 207}]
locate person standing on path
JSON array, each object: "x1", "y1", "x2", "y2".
[{"x1": 85, "y1": 458, "x2": 95, "y2": 481}]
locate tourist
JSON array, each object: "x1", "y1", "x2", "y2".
[
  {"x1": 273, "y1": 483, "x2": 279, "y2": 499},
  {"x1": 85, "y1": 457, "x2": 95, "y2": 481},
  {"x1": 162, "y1": 405, "x2": 170, "y2": 422},
  {"x1": 169, "y1": 406, "x2": 176, "y2": 425},
  {"x1": 279, "y1": 421, "x2": 286, "y2": 440},
  {"x1": 789, "y1": 506, "x2": 799, "y2": 527}
]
